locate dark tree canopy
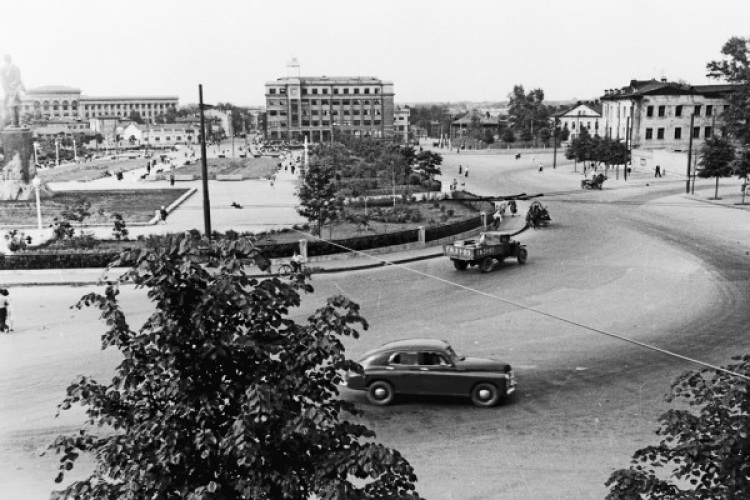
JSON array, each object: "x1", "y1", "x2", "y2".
[
  {"x1": 297, "y1": 156, "x2": 345, "y2": 236},
  {"x1": 606, "y1": 355, "x2": 750, "y2": 499},
  {"x1": 49, "y1": 233, "x2": 422, "y2": 500},
  {"x1": 706, "y1": 36, "x2": 750, "y2": 145}
]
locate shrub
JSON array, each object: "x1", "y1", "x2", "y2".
[
  {"x1": 440, "y1": 204, "x2": 446, "y2": 212},
  {"x1": 447, "y1": 209, "x2": 455, "y2": 217}
]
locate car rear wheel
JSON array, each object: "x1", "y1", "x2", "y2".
[
  {"x1": 367, "y1": 381, "x2": 395, "y2": 406},
  {"x1": 453, "y1": 260, "x2": 468, "y2": 271},
  {"x1": 517, "y1": 248, "x2": 528, "y2": 264},
  {"x1": 479, "y1": 257, "x2": 494, "y2": 273},
  {"x1": 471, "y1": 382, "x2": 500, "y2": 407}
]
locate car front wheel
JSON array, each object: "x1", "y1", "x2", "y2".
[
  {"x1": 470, "y1": 382, "x2": 500, "y2": 407},
  {"x1": 367, "y1": 380, "x2": 395, "y2": 406}
]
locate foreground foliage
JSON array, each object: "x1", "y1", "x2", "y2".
[
  {"x1": 49, "y1": 233, "x2": 421, "y2": 500},
  {"x1": 606, "y1": 355, "x2": 750, "y2": 499}
]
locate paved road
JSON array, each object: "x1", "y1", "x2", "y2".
[{"x1": 2, "y1": 152, "x2": 750, "y2": 499}]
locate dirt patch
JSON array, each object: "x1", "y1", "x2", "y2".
[{"x1": 171, "y1": 157, "x2": 277, "y2": 179}]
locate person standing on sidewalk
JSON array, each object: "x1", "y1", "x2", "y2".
[
  {"x1": 655, "y1": 165, "x2": 662, "y2": 177},
  {"x1": 0, "y1": 289, "x2": 10, "y2": 333}
]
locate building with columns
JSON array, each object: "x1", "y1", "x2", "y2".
[
  {"x1": 264, "y1": 76, "x2": 395, "y2": 142},
  {"x1": 21, "y1": 85, "x2": 178, "y2": 123}
]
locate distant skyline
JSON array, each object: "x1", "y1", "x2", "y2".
[{"x1": 2, "y1": 0, "x2": 749, "y2": 108}]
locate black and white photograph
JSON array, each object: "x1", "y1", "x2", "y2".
[{"x1": 2, "y1": 1, "x2": 750, "y2": 499}]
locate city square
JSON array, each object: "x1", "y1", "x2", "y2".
[{"x1": 2, "y1": 2, "x2": 750, "y2": 500}]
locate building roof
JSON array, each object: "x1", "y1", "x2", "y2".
[
  {"x1": 26, "y1": 85, "x2": 82, "y2": 95},
  {"x1": 268, "y1": 76, "x2": 392, "y2": 85},
  {"x1": 552, "y1": 102, "x2": 602, "y2": 118},
  {"x1": 80, "y1": 95, "x2": 179, "y2": 102},
  {"x1": 602, "y1": 79, "x2": 740, "y2": 100},
  {"x1": 451, "y1": 115, "x2": 500, "y2": 126}
]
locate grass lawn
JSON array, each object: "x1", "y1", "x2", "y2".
[
  {"x1": 171, "y1": 157, "x2": 277, "y2": 179},
  {"x1": 0, "y1": 189, "x2": 189, "y2": 226},
  {"x1": 254, "y1": 200, "x2": 479, "y2": 244},
  {"x1": 38, "y1": 157, "x2": 149, "y2": 183}
]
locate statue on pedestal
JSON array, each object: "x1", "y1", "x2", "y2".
[{"x1": 2, "y1": 55, "x2": 25, "y2": 128}]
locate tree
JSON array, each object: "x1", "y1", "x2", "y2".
[
  {"x1": 502, "y1": 128, "x2": 516, "y2": 143},
  {"x1": 733, "y1": 149, "x2": 750, "y2": 204},
  {"x1": 698, "y1": 135, "x2": 736, "y2": 199},
  {"x1": 565, "y1": 126, "x2": 594, "y2": 170},
  {"x1": 128, "y1": 111, "x2": 144, "y2": 124},
  {"x1": 95, "y1": 133, "x2": 104, "y2": 151},
  {"x1": 48, "y1": 234, "x2": 422, "y2": 500},
  {"x1": 606, "y1": 354, "x2": 750, "y2": 499},
  {"x1": 507, "y1": 85, "x2": 549, "y2": 139},
  {"x1": 415, "y1": 150, "x2": 443, "y2": 195},
  {"x1": 297, "y1": 158, "x2": 345, "y2": 237},
  {"x1": 706, "y1": 36, "x2": 750, "y2": 145},
  {"x1": 559, "y1": 126, "x2": 570, "y2": 142}
]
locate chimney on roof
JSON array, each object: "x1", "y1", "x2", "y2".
[
  {"x1": 661, "y1": 77, "x2": 667, "y2": 83},
  {"x1": 604, "y1": 90, "x2": 610, "y2": 96}
]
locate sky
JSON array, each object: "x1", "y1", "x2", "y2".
[{"x1": 2, "y1": 0, "x2": 749, "y2": 107}]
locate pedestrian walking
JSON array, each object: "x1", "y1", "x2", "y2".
[
  {"x1": 465, "y1": 168, "x2": 469, "y2": 178},
  {"x1": 492, "y1": 208, "x2": 503, "y2": 230},
  {"x1": 655, "y1": 165, "x2": 662, "y2": 177},
  {"x1": 158, "y1": 206, "x2": 168, "y2": 224},
  {"x1": 0, "y1": 289, "x2": 10, "y2": 333},
  {"x1": 458, "y1": 165, "x2": 462, "y2": 174},
  {"x1": 509, "y1": 200, "x2": 517, "y2": 217},
  {"x1": 291, "y1": 165, "x2": 295, "y2": 175},
  {"x1": 170, "y1": 174, "x2": 175, "y2": 186}
]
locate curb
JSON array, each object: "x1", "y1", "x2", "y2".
[{"x1": 5, "y1": 251, "x2": 448, "y2": 287}]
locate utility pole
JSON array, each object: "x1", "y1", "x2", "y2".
[
  {"x1": 199, "y1": 84, "x2": 212, "y2": 238},
  {"x1": 686, "y1": 113, "x2": 695, "y2": 194},
  {"x1": 552, "y1": 117, "x2": 558, "y2": 169},
  {"x1": 624, "y1": 116, "x2": 630, "y2": 181}
]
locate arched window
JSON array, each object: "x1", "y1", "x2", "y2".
[
  {"x1": 62, "y1": 100, "x2": 69, "y2": 110},
  {"x1": 52, "y1": 100, "x2": 60, "y2": 111}
]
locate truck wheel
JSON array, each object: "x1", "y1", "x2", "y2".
[
  {"x1": 517, "y1": 248, "x2": 528, "y2": 264},
  {"x1": 453, "y1": 260, "x2": 468, "y2": 271},
  {"x1": 367, "y1": 381, "x2": 395, "y2": 406},
  {"x1": 471, "y1": 382, "x2": 500, "y2": 407},
  {"x1": 479, "y1": 257, "x2": 494, "y2": 273}
]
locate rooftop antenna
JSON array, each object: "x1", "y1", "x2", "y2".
[{"x1": 287, "y1": 57, "x2": 301, "y2": 78}]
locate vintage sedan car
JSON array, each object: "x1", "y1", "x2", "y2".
[{"x1": 342, "y1": 339, "x2": 515, "y2": 407}]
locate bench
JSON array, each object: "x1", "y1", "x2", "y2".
[{"x1": 216, "y1": 174, "x2": 244, "y2": 181}]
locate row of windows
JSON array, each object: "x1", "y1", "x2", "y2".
[
  {"x1": 143, "y1": 135, "x2": 193, "y2": 141},
  {"x1": 268, "y1": 87, "x2": 381, "y2": 96},
  {"x1": 645, "y1": 104, "x2": 729, "y2": 118},
  {"x1": 268, "y1": 99, "x2": 382, "y2": 106},
  {"x1": 270, "y1": 120, "x2": 382, "y2": 128},
  {"x1": 645, "y1": 126, "x2": 715, "y2": 140},
  {"x1": 26, "y1": 101, "x2": 172, "y2": 110},
  {"x1": 269, "y1": 109, "x2": 382, "y2": 117}
]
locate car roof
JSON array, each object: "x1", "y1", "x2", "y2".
[{"x1": 366, "y1": 339, "x2": 451, "y2": 355}]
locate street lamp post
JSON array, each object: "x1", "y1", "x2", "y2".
[
  {"x1": 55, "y1": 138, "x2": 60, "y2": 166},
  {"x1": 32, "y1": 176, "x2": 42, "y2": 235}
]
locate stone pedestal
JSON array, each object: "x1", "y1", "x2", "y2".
[{"x1": 0, "y1": 128, "x2": 52, "y2": 200}]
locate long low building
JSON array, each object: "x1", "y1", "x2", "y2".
[{"x1": 21, "y1": 85, "x2": 178, "y2": 123}]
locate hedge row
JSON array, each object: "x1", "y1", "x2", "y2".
[
  {"x1": 1, "y1": 216, "x2": 480, "y2": 270},
  {"x1": 425, "y1": 216, "x2": 482, "y2": 241},
  {"x1": 1, "y1": 252, "x2": 119, "y2": 270}
]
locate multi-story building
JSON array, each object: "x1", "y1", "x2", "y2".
[
  {"x1": 601, "y1": 78, "x2": 736, "y2": 173},
  {"x1": 394, "y1": 106, "x2": 410, "y2": 143},
  {"x1": 550, "y1": 101, "x2": 603, "y2": 140},
  {"x1": 21, "y1": 85, "x2": 178, "y2": 123},
  {"x1": 264, "y1": 76, "x2": 395, "y2": 142}
]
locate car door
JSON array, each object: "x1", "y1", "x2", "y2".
[
  {"x1": 416, "y1": 351, "x2": 463, "y2": 396},
  {"x1": 384, "y1": 351, "x2": 421, "y2": 394}
]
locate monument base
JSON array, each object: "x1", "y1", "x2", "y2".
[{"x1": 0, "y1": 127, "x2": 52, "y2": 200}]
